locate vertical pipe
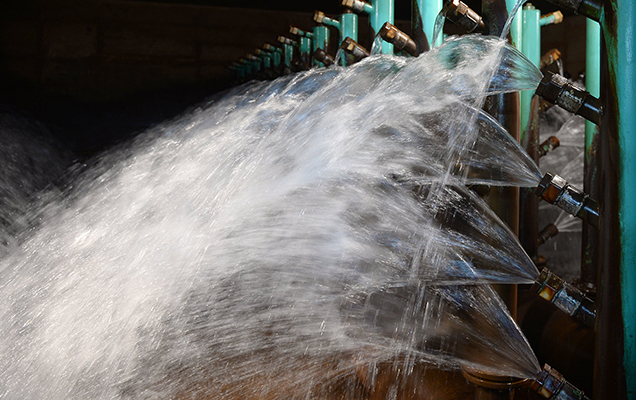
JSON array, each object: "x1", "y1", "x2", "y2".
[
  {"x1": 580, "y1": 19, "x2": 601, "y2": 293},
  {"x1": 519, "y1": 3, "x2": 541, "y2": 265},
  {"x1": 313, "y1": 25, "x2": 330, "y2": 67},
  {"x1": 520, "y1": 3, "x2": 540, "y2": 134},
  {"x1": 371, "y1": 0, "x2": 394, "y2": 54},
  {"x1": 598, "y1": 0, "x2": 634, "y2": 397},
  {"x1": 341, "y1": 11, "x2": 359, "y2": 43},
  {"x1": 506, "y1": 0, "x2": 522, "y2": 49}
]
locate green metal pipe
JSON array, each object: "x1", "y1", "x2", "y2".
[
  {"x1": 312, "y1": 25, "x2": 330, "y2": 67},
  {"x1": 598, "y1": 0, "x2": 636, "y2": 397},
  {"x1": 344, "y1": 0, "x2": 394, "y2": 54},
  {"x1": 506, "y1": 0, "x2": 522, "y2": 49},
  {"x1": 340, "y1": 11, "x2": 359, "y2": 43},
  {"x1": 520, "y1": 3, "x2": 540, "y2": 136}
]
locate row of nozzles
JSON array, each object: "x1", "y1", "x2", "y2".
[{"x1": 225, "y1": 1, "x2": 602, "y2": 399}]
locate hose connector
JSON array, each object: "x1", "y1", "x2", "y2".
[
  {"x1": 542, "y1": 0, "x2": 602, "y2": 22},
  {"x1": 313, "y1": 48, "x2": 335, "y2": 66},
  {"x1": 342, "y1": 0, "x2": 373, "y2": 14},
  {"x1": 340, "y1": 37, "x2": 370, "y2": 60},
  {"x1": 535, "y1": 71, "x2": 602, "y2": 125},
  {"x1": 537, "y1": 223, "x2": 559, "y2": 246},
  {"x1": 535, "y1": 172, "x2": 599, "y2": 228},
  {"x1": 539, "y1": 10, "x2": 564, "y2": 26},
  {"x1": 538, "y1": 136, "x2": 560, "y2": 157},
  {"x1": 442, "y1": 0, "x2": 487, "y2": 34},
  {"x1": 539, "y1": 49, "x2": 562, "y2": 70},
  {"x1": 531, "y1": 268, "x2": 596, "y2": 327},
  {"x1": 529, "y1": 364, "x2": 591, "y2": 399},
  {"x1": 378, "y1": 22, "x2": 419, "y2": 56}
]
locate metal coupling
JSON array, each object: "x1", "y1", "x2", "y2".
[
  {"x1": 542, "y1": 0, "x2": 602, "y2": 22},
  {"x1": 529, "y1": 364, "x2": 591, "y2": 399},
  {"x1": 538, "y1": 136, "x2": 560, "y2": 157},
  {"x1": 340, "y1": 37, "x2": 370, "y2": 60},
  {"x1": 341, "y1": 0, "x2": 373, "y2": 14},
  {"x1": 313, "y1": 48, "x2": 335, "y2": 66},
  {"x1": 535, "y1": 71, "x2": 602, "y2": 125},
  {"x1": 442, "y1": 0, "x2": 487, "y2": 34},
  {"x1": 539, "y1": 49, "x2": 562, "y2": 70},
  {"x1": 535, "y1": 172, "x2": 599, "y2": 228},
  {"x1": 313, "y1": 10, "x2": 325, "y2": 24},
  {"x1": 277, "y1": 36, "x2": 297, "y2": 46},
  {"x1": 290, "y1": 26, "x2": 311, "y2": 37},
  {"x1": 537, "y1": 223, "x2": 559, "y2": 246},
  {"x1": 539, "y1": 10, "x2": 564, "y2": 26},
  {"x1": 531, "y1": 268, "x2": 596, "y2": 327},
  {"x1": 378, "y1": 22, "x2": 419, "y2": 56}
]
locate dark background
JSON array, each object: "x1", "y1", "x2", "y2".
[{"x1": 0, "y1": 0, "x2": 584, "y2": 158}]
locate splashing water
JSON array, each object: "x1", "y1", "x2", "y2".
[
  {"x1": 371, "y1": 34, "x2": 384, "y2": 55},
  {"x1": 432, "y1": 11, "x2": 446, "y2": 49},
  {"x1": 0, "y1": 35, "x2": 543, "y2": 399}
]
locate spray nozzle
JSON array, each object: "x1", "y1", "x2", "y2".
[
  {"x1": 313, "y1": 48, "x2": 335, "y2": 66},
  {"x1": 340, "y1": 37, "x2": 370, "y2": 60},
  {"x1": 538, "y1": 136, "x2": 560, "y2": 157},
  {"x1": 535, "y1": 172, "x2": 599, "y2": 228},
  {"x1": 529, "y1": 364, "x2": 591, "y2": 399},
  {"x1": 341, "y1": 0, "x2": 373, "y2": 14},
  {"x1": 535, "y1": 71, "x2": 602, "y2": 125},
  {"x1": 378, "y1": 22, "x2": 419, "y2": 56},
  {"x1": 537, "y1": 223, "x2": 559, "y2": 246},
  {"x1": 442, "y1": 0, "x2": 487, "y2": 34},
  {"x1": 539, "y1": 49, "x2": 562, "y2": 70}
]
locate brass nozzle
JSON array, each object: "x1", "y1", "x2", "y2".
[
  {"x1": 313, "y1": 48, "x2": 335, "y2": 66},
  {"x1": 539, "y1": 48, "x2": 562, "y2": 70},
  {"x1": 529, "y1": 364, "x2": 591, "y2": 399},
  {"x1": 378, "y1": 22, "x2": 419, "y2": 56},
  {"x1": 535, "y1": 71, "x2": 602, "y2": 125},
  {"x1": 314, "y1": 10, "x2": 325, "y2": 23},
  {"x1": 538, "y1": 136, "x2": 560, "y2": 157},
  {"x1": 340, "y1": 37, "x2": 370, "y2": 59},
  {"x1": 531, "y1": 268, "x2": 596, "y2": 327},
  {"x1": 442, "y1": 0, "x2": 487, "y2": 33},
  {"x1": 535, "y1": 172, "x2": 599, "y2": 228}
]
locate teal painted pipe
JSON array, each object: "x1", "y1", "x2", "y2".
[
  {"x1": 371, "y1": 0, "x2": 394, "y2": 54},
  {"x1": 506, "y1": 0, "x2": 522, "y2": 49},
  {"x1": 312, "y1": 25, "x2": 330, "y2": 67},
  {"x1": 343, "y1": 0, "x2": 393, "y2": 53},
  {"x1": 598, "y1": 0, "x2": 636, "y2": 396},
  {"x1": 290, "y1": 26, "x2": 314, "y2": 64},
  {"x1": 520, "y1": 3, "x2": 540, "y2": 138},
  {"x1": 586, "y1": 19, "x2": 601, "y2": 150},
  {"x1": 608, "y1": 0, "x2": 636, "y2": 395},
  {"x1": 340, "y1": 11, "x2": 359, "y2": 43}
]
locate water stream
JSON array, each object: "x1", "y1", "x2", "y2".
[{"x1": 0, "y1": 35, "x2": 543, "y2": 399}]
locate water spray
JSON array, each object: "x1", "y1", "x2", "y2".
[
  {"x1": 531, "y1": 268, "x2": 596, "y2": 328},
  {"x1": 535, "y1": 71, "x2": 602, "y2": 125},
  {"x1": 378, "y1": 22, "x2": 419, "y2": 56},
  {"x1": 441, "y1": 0, "x2": 487, "y2": 34},
  {"x1": 535, "y1": 172, "x2": 599, "y2": 228}
]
